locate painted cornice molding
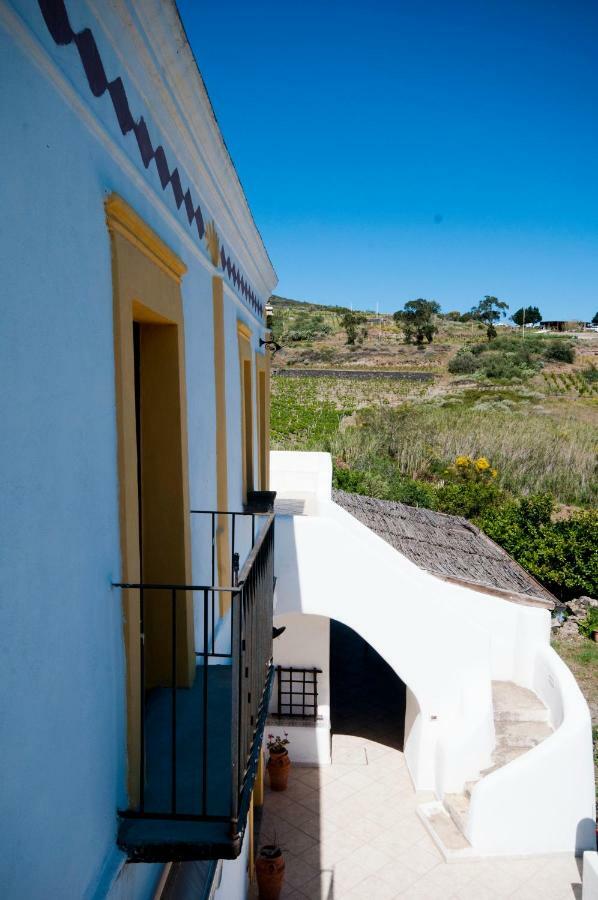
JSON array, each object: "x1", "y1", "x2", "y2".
[
  {"x1": 128, "y1": 0, "x2": 277, "y2": 292},
  {"x1": 88, "y1": 0, "x2": 276, "y2": 298},
  {"x1": 35, "y1": 0, "x2": 276, "y2": 315}
]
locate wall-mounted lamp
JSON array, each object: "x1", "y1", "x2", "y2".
[{"x1": 259, "y1": 337, "x2": 282, "y2": 355}]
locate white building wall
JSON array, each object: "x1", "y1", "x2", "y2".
[{"x1": 0, "y1": 0, "x2": 276, "y2": 895}]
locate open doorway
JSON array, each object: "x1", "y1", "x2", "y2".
[
  {"x1": 330, "y1": 620, "x2": 406, "y2": 752},
  {"x1": 132, "y1": 318, "x2": 194, "y2": 688}
]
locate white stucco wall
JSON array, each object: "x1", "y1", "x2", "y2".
[
  {"x1": 582, "y1": 852, "x2": 598, "y2": 899},
  {"x1": 269, "y1": 614, "x2": 331, "y2": 719},
  {"x1": 212, "y1": 839, "x2": 249, "y2": 900},
  {"x1": 266, "y1": 613, "x2": 331, "y2": 765}
]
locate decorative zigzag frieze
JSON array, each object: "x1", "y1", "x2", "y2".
[{"x1": 37, "y1": 0, "x2": 262, "y2": 317}]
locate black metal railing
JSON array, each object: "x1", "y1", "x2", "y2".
[
  {"x1": 271, "y1": 666, "x2": 322, "y2": 720},
  {"x1": 113, "y1": 511, "x2": 275, "y2": 839}
]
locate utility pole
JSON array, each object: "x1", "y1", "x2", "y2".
[{"x1": 522, "y1": 306, "x2": 526, "y2": 340}]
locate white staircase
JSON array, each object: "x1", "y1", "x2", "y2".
[{"x1": 419, "y1": 681, "x2": 554, "y2": 858}]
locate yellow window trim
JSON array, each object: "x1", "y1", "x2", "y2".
[
  {"x1": 237, "y1": 322, "x2": 254, "y2": 500},
  {"x1": 255, "y1": 351, "x2": 270, "y2": 490},
  {"x1": 106, "y1": 194, "x2": 187, "y2": 283},
  {"x1": 237, "y1": 320, "x2": 252, "y2": 341},
  {"x1": 213, "y1": 276, "x2": 231, "y2": 614}
]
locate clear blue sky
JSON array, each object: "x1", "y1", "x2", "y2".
[{"x1": 178, "y1": 0, "x2": 598, "y2": 320}]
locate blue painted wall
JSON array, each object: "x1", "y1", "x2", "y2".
[{"x1": 0, "y1": 1, "x2": 271, "y2": 896}]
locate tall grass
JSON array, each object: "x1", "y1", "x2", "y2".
[{"x1": 330, "y1": 404, "x2": 597, "y2": 506}]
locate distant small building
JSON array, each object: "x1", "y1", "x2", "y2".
[{"x1": 541, "y1": 321, "x2": 582, "y2": 332}]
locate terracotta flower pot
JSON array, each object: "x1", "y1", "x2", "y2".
[
  {"x1": 267, "y1": 749, "x2": 291, "y2": 791},
  {"x1": 255, "y1": 846, "x2": 285, "y2": 900},
  {"x1": 592, "y1": 630, "x2": 598, "y2": 643}
]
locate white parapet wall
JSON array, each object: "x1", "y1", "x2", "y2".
[
  {"x1": 467, "y1": 644, "x2": 596, "y2": 855},
  {"x1": 270, "y1": 450, "x2": 596, "y2": 856},
  {"x1": 583, "y1": 852, "x2": 598, "y2": 899}
]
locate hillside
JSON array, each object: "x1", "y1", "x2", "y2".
[{"x1": 269, "y1": 294, "x2": 597, "y2": 584}]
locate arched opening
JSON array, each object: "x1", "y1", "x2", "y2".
[{"x1": 330, "y1": 620, "x2": 407, "y2": 753}]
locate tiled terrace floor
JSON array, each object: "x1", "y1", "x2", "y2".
[{"x1": 252, "y1": 733, "x2": 583, "y2": 899}]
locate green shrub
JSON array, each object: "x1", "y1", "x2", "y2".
[
  {"x1": 477, "y1": 498, "x2": 598, "y2": 601},
  {"x1": 544, "y1": 342, "x2": 575, "y2": 363},
  {"x1": 436, "y1": 479, "x2": 504, "y2": 518},
  {"x1": 478, "y1": 353, "x2": 529, "y2": 380},
  {"x1": 578, "y1": 607, "x2": 598, "y2": 639},
  {"x1": 333, "y1": 464, "x2": 438, "y2": 508},
  {"x1": 448, "y1": 351, "x2": 478, "y2": 374}
]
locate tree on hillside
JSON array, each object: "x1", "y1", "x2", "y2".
[
  {"x1": 470, "y1": 295, "x2": 509, "y2": 341},
  {"x1": 512, "y1": 306, "x2": 542, "y2": 328},
  {"x1": 393, "y1": 299, "x2": 441, "y2": 345},
  {"x1": 341, "y1": 310, "x2": 367, "y2": 345}
]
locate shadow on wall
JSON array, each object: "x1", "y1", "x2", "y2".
[
  {"x1": 330, "y1": 620, "x2": 406, "y2": 753},
  {"x1": 577, "y1": 818, "x2": 597, "y2": 857}
]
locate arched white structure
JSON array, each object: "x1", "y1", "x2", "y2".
[{"x1": 271, "y1": 451, "x2": 595, "y2": 857}]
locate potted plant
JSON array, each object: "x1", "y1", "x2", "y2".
[
  {"x1": 255, "y1": 842, "x2": 285, "y2": 900},
  {"x1": 266, "y1": 733, "x2": 291, "y2": 791}
]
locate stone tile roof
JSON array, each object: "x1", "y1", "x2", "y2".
[{"x1": 332, "y1": 489, "x2": 555, "y2": 605}]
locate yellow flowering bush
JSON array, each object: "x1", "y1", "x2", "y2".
[{"x1": 446, "y1": 455, "x2": 498, "y2": 482}]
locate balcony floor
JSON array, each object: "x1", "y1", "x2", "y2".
[{"x1": 118, "y1": 664, "x2": 240, "y2": 862}]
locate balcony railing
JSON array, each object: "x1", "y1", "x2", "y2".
[{"x1": 113, "y1": 510, "x2": 275, "y2": 862}]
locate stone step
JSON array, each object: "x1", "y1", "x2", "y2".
[
  {"x1": 417, "y1": 801, "x2": 474, "y2": 862},
  {"x1": 495, "y1": 720, "x2": 553, "y2": 749},
  {"x1": 480, "y1": 748, "x2": 525, "y2": 777},
  {"x1": 437, "y1": 682, "x2": 553, "y2": 847},
  {"x1": 492, "y1": 681, "x2": 550, "y2": 724},
  {"x1": 444, "y1": 791, "x2": 470, "y2": 835}
]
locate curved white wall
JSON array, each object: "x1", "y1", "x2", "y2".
[{"x1": 467, "y1": 645, "x2": 596, "y2": 854}]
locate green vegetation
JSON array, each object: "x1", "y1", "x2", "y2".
[
  {"x1": 393, "y1": 299, "x2": 440, "y2": 345},
  {"x1": 270, "y1": 378, "x2": 349, "y2": 449},
  {"x1": 478, "y1": 496, "x2": 598, "y2": 601},
  {"x1": 512, "y1": 305, "x2": 542, "y2": 327},
  {"x1": 269, "y1": 294, "x2": 597, "y2": 604},
  {"x1": 578, "y1": 607, "x2": 598, "y2": 639},
  {"x1": 448, "y1": 334, "x2": 576, "y2": 381},
  {"x1": 469, "y1": 295, "x2": 509, "y2": 341},
  {"x1": 340, "y1": 311, "x2": 367, "y2": 345},
  {"x1": 329, "y1": 402, "x2": 597, "y2": 506},
  {"x1": 270, "y1": 302, "x2": 341, "y2": 345}
]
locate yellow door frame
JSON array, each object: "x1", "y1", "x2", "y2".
[{"x1": 107, "y1": 194, "x2": 194, "y2": 804}]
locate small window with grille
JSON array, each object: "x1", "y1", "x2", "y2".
[{"x1": 272, "y1": 666, "x2": 322, "y2": 720}]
